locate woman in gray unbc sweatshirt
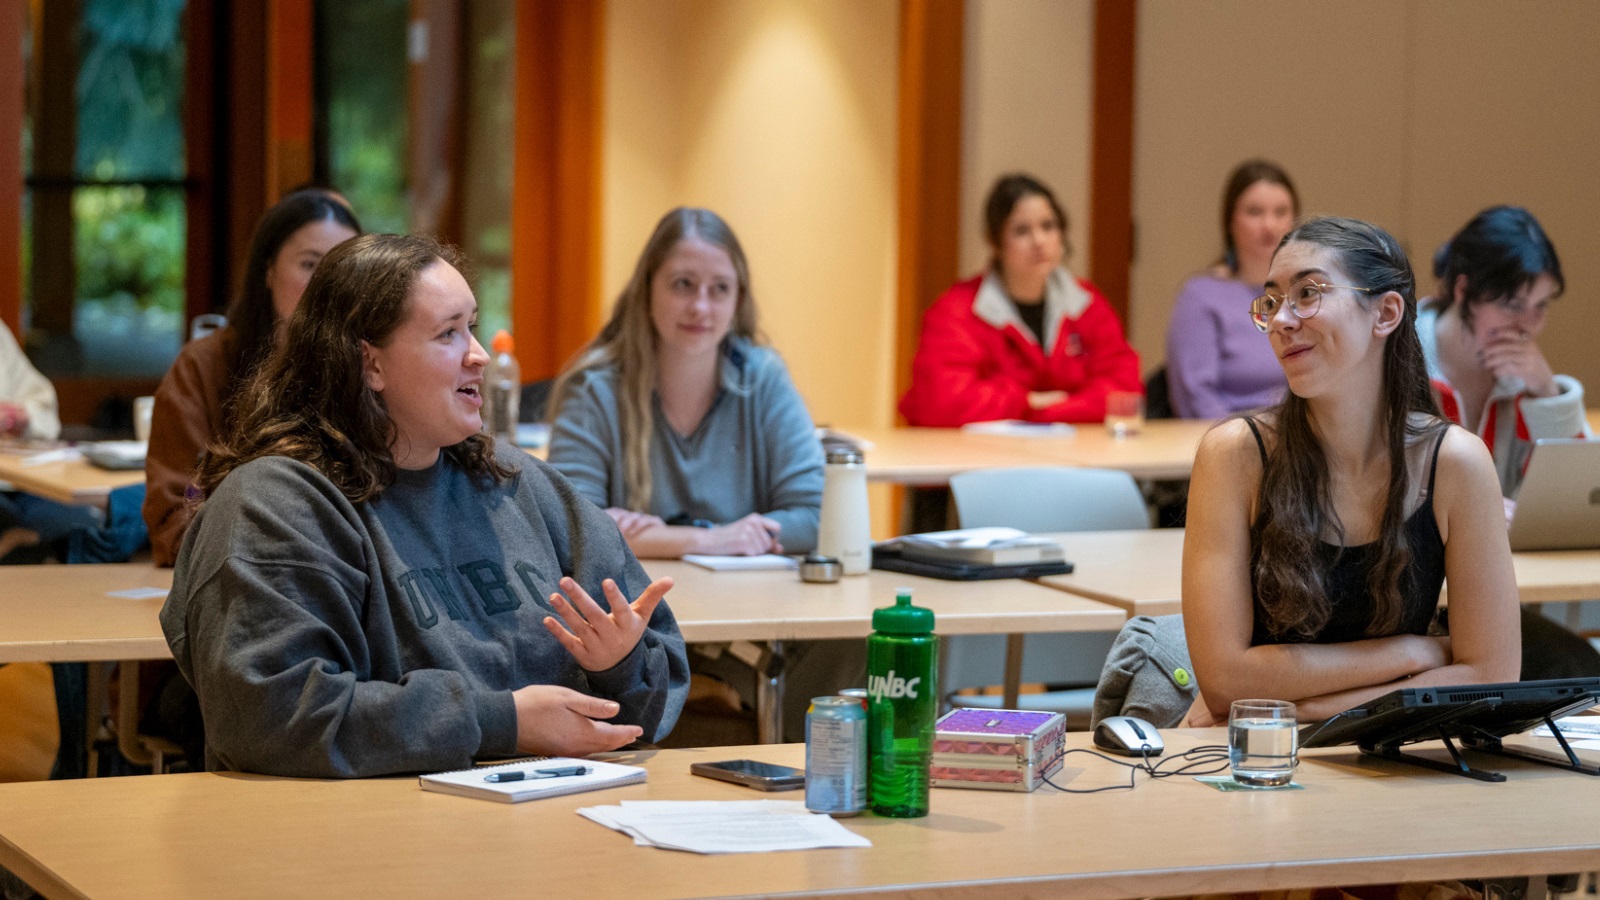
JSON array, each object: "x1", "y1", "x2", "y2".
[{"x1": 160, "y1": 234, "x2": 691, "y2": 778}]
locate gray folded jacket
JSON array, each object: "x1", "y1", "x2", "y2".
[{"x1": 1091, "y1": 614, "x2": 1197, "y2": 729}]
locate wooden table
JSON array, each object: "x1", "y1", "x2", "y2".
[
  {"x1": 0, "y1": 564, "x2": 174, "y2": 664},
  {"x1": 1033, "y1": 529, "x2": 1186, "y2": 617},
  {"x1": 3, "y1": 562, "x2": 1125, "y2": 745},
  {"x1": 1036, "y1": 528, "x2": 1599, "y2": 613},
  {"x1": 842, "y1": 418, "x2": 1214, "y2": 485},
  {"x1": 0, "y1": 450, "x2": 144, "y2": 507},
  {"x1": 3, "y1": 732, "x2": 1596, "y2": 900}
]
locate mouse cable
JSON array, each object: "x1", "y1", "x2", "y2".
[{"x1": 1040, "y1": 745, "x2": 1231, "y2": 794}]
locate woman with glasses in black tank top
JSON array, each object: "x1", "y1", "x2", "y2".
[{"x1": 1181, "y1": 217, "x2": 1521, "y2": 726}]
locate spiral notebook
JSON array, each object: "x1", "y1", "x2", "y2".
[{"x1": 419, "y1": 757, "x2": 647, "y2": 803}]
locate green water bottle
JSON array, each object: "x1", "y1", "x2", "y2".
[{"x1": 867, "y1": 588, "x2": 937, "y2": 817}]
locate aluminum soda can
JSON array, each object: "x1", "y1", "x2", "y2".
[{"x1": 805, "y1": 695, "x2": 868, "y2": 816}]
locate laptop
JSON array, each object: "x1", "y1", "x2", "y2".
[
  {"x1": 1297, "y1": 676, "x2": 1600, "y2": 780},
  {"x1": 1299, "y1": 676, "x2": 1600, "y2": 751},
  {"x1": 1507, "y1": 438, "x2": 1600, "y2": 551}
]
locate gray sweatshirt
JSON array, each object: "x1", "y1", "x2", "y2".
[
  {"x1": 548, "y1": 340, "x2": 825, "y2": 553},
  {"x1": 160, "y1": 444, "x2": 689, "y2": 778}
]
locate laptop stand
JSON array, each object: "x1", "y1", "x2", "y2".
[{"x1": 1361, "y1": 711, "x2": 1600, "y2": 782}]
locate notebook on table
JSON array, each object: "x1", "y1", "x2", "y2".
[
  {"x1": 1507, "y1": 438, "x2": 1600, "y2": 551},
  {"x1": 419, "y1": 756, "x2": 646, "y2": 803}
]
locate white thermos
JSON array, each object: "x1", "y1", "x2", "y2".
[{"x1": 817, "y1": 447, "x2": 871, "y2": 575}]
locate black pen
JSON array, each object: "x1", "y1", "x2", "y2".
[{"x1": 484, "y1": 765, "x2": 589, "y2": 783}]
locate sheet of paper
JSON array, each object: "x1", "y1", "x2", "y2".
[
  {"x1": 107, "y1": 588, "x2": 169, "y2": 600},
  {"x1": 960, "y1": 419, "x2": 1076, "y2": 438},
  {"x1": 577, "y1": 800, "x2": 871, "y2": 854},
  {"x1": 19, "y1": 447, "x2": 81, "y2": 466},
  {"x1": 681, "y1": 554, "x2": 798, "y2": 572},
  {"x1": 1531, "y1": 713, "x2": 1600, "y2": 748}
]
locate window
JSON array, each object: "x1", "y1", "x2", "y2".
[{"x1": 23, "y1": 0, "x2": 188, "y2": 380}]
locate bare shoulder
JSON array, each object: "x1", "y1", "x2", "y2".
[
  {"x1": 1196, "y1": 416, "x2": 1267, "y2": 472},
  {"x1": 1431, "y1": 423, "x2": 1497, "y2": 488}
]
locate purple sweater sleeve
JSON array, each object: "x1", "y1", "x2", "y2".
[{"x1": 1166, "y1": 277, "x2": 1230, "y2": 419}]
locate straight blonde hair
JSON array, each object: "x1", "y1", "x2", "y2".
[{"x1": 549, "y1": 208, "x2": 762, "y2": 510}]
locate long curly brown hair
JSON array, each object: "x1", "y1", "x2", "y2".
[
  {"x1": 1251, "y1": 217, "x2": 1445, "y2": 641},
  {"x1": 195, "y1": 233, "x2": 513, "y2": 502}
]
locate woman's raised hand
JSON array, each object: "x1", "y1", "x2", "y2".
[{"x1": 543, "y1": 576, "x2": 673, "y2": 672}]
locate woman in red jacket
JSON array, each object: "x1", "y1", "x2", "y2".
[{"x1": 899, "y1": 173, "x2": 1141, "y2": 426}]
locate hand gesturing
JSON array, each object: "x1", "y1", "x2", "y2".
[{"x1": 543, "y1": 576, "x2": 673, "y2": 672}]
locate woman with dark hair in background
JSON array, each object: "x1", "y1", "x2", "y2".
[
  {"x1": 162, "y1": 234, "x2": 689, "y2": 777},
  {"x1": 1418, "y1": 205, "x2": 1598, "y2": 680},
  {"x1": 899, "y1": 173, "x2": 1141, "y2": 426},
  {"x1": 547, "y1": 206, "x2": 823, "y2": 559},
  {"x1": 1183, "y1": 217, "x2": 1519, "y2": 726},
  {"x1": 1418, "y1": 205, "x2": 1588, "y2": 497},
  {"x1": 1165, "y1": 160, "x2": 1297, "y2": 418},
  {"x1": 143, "y1": 189, "x2": 361, "y2": 565}
]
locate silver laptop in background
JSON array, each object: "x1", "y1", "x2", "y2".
[{"x1": 1507, "y1": 439, "x2": 1600, "y2": 551}]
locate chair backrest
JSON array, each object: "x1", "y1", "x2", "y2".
[
  {"x1": 949, "y1": 466, "x2": 1150, "y2": 533},
  {"x1": 520, "y1": 378, "x2": 555, "y2": 423},
  {"x1": 189, "y1": 313, "x2": 228, "y2": 342},
  {"x1": 1144, "y1": 365, "x2": 1175, "y2": 420},
  {"x1": 941, "y1": 466, "x2": 1150, "y2": 710}
]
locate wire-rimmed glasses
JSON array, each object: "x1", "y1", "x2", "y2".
[{"x1": 1250, "y1": 280, "x2": 1372, "y2": 333}]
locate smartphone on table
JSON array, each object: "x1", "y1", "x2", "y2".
[{"x1": 689, "y1": 759, "x2": 806, "y2": 791}]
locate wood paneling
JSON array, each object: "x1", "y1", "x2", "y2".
[
  {"x1": 1088, "y1": 0, "x2": 1135, "y2": 324},
  {"x1": 267, "y1": 0, "x2": 315, "y2": 199},
  {"x1": 510, "y1": 0, "x2": 605, "y2": 379},
  {"x1": 0, "y1": 0, "x2": 22, "y2": 335},
  {"x1": 893, "y1": 0, "x2": 965, "y2": 410}
]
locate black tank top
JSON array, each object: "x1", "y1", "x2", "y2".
[{"x1": 1244, "y1": 418, "x2": 1447, "y2": 645}]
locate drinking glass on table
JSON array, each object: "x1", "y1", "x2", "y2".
[
  {"x1": 1229, "y1": 699, "x2": 1297, "y2": 786},
  {"x1": 133, "y1": 396, "x2": 155, "y2": 443},
  {"x1": 1105, "y1": 391, "x2": 1144, "y2": 439}
]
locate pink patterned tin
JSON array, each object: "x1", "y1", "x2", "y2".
[{"x1": 930, "y1": 708, "x2": 1066, "y2": 792}]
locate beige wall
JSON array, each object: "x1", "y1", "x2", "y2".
[
  {"x1": 1131, "y1": 1, "x2": 1409, "y2": 375},
  {"x1": 960, "y1": 0, "x2": 1095, "y2": 279},
  {"x1": 1131, "y1": 0, "x2": 1600, "y2": 394},
  {"x1": 602, "y1": 0, "x2": 899, "y2": 431}
]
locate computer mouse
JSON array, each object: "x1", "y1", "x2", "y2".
[{"x1": 1093, "y1": 715, "x2": 1165, "y2": 757}]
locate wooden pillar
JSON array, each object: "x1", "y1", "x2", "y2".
[
  {"x1": 185, "y1": 0, "x2": 220, "y2": 322},
  {"x1": 226, "y1": 3, "x2": 271, "y2": 300},
  {"x1": 0, "y1": 0, "x2": 23, "y2": 335},
  {"x1": 267, "y1": 0, "x2": 316, "y2": 199},
  {"x1": 509, "y1": 0, "x2": 604, "y2": 380},
  {"x1": 893, "y1": 0, "x2": 965, "y2": 410},
  {"x1": 407, "y1": 0, "x2": 463, "y2": 243},
  {"x1": 28, "y1": 0, "x2": 77, "y2": 339},
  {"x1": 1088, "y1": 0, "x2": 1136, "y2": 324}
]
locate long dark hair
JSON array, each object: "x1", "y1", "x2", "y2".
[
  {"x1": 983, "y1": 173, "x2": 1071, "y2": 268},
  {"x1": 225, "y1": 190, "x2": 362, "y2": 420},
  {"x1": 197, "y1": 234, "x2": 512, "y2": 503},
  {"x1": 1251, "y1": 217, "x2": 1444, "y2": 641},
  {"x1": 1431, "y1": 205, "x2": 1563, "y2": 331},
  {"x1": 1219, "y1": 159, "x2": 1298, "y2": 273},
  {"x1": 549, "y1": 207, "x2": 761, "y2": 510}
]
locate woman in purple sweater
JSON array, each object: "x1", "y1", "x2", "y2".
[{"x1": 1165, "y1": 160, "x2": 1298, "y2": 418}]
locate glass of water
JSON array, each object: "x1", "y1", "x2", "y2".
[
  {"x1": 1104, "y1": 390, "x2": 1145, "y2": 439},
  {"x1": 1229, "y1": 699, "x2": 1298, "y2": 787}
]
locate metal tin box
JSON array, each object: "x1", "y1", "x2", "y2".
[{"x1": 930, "y1": 708, "x2": 1066, "y2": 792}]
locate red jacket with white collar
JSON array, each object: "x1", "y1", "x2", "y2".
[{"x1": 899, "y1": 270, "x2": 1142, "y2": 426}]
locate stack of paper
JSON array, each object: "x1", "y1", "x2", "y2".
[
  {"x1": 1532, "y1": 714, "x2": 1600, "y2": 750},
  {"x1": 577, "y1": 800, "x2": 871, "y2": 854},
  {"x1": 889, "y1": 527, "x2": 1065, "y2": 566}
]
